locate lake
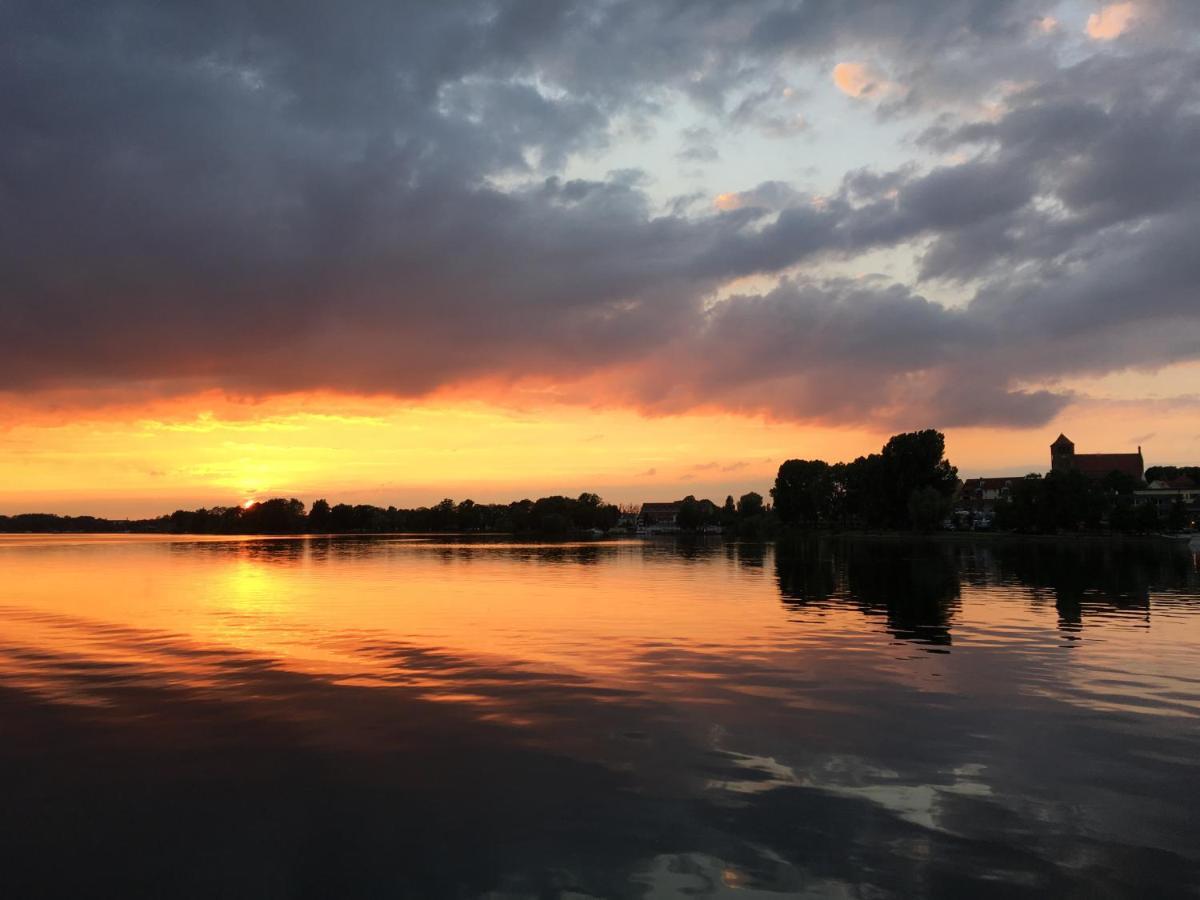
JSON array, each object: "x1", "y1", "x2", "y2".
[{"x1": 2, "y1": 534, "x2": 1198, "y2": 898}]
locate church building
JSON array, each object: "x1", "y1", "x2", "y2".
[{"x1": 1050, "y1": 434, "x2": 1144, "y2": 481}]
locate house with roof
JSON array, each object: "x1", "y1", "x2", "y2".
[
  {"x1": 1134, "y1": 476, "x2": 1199, "y2": 526},
  {"x1": 955, "y1": 475, "x2": 1027, "y2": 528},
  {"x1": 1050, "y1": 434, "x2": 1144, "y2": 482},
  {"x1": 962, "y1": 476, "x2": 1022, "y2": 506},
  {"x1": 638, "y1": 501, "x2": 681, "y2": 532}
]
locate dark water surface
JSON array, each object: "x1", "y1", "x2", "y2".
[{"x1": 2, "y1": 534, "x2": 1198, "y2": 898}]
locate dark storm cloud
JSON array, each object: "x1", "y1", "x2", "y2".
[
  {"x1": 598, "y1": 278, "x2": 1066, "y2": 428},
  {"x1": 1, "y1": 0, "x2": 1199, "y2": 428}
]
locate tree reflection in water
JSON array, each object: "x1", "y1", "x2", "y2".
[{"x1": 775, "y1": 538, "x2": 960, "y2": 647}]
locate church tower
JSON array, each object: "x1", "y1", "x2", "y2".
[{"x1": 1050, "y1": 433, "x2": 1075, "y2": 473}]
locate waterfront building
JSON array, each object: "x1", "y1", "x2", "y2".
[
  {"x1": 1050, "y1": 434, "x2": 1144, "y2": 481},
  {"x1": 638, "y1": 501, "x2": 681, "y2": 532}
]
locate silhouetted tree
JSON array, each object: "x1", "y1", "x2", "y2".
[
  {"x1": 308, "y1": 498, "x2": 331, "y2": 532},
  {"x1": 1145, "y1": 465, "x2": 1200, "y2": 484},
  {"x1": 840, "y1": 453, "x2": 887, "y2": 527},
  {"x1": 676, "y1": 495, "x2": 703, "y2": 531},
  {"x1": 737, "y1": 491, "x2": 764, "y2": 519},
  {"x1": 241, "y1": 498, "x2": 305, "y2": 533},
  {"x1": 879, "y1": 430, "x2": 958, "y2": 529},
  {"x1": 907, "y1": 486, "x2": 950, "y2": 532},
  {"x1": 772, "y1": 459, "x2": 835, "y2": 527}
]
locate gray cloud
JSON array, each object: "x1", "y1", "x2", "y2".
[{"x1": 2, "y1": 1, "x2": 1199, "y2": 429}]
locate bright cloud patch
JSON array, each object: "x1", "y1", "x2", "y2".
[
  {"x1": 1086, "y1": 3, "x2": 1137, "y2": 40},
  {"x1": 833, "y1": 62, "x2": 881, "y2": 98},
  {"x1": 831, "y1": 61, "x2": 906, "y2": 103}
]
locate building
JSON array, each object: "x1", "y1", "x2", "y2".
[
  {"x1": 639, "y1": 501, "x2": 680, "y2": 531},
  {"x1": 962, "y1": 476, "x2": 1021, "y2": 506},
  {"x1": 1050, "y1": 434, "x2": 1144, "y2": 481},
  {"x1": 1134, "y1": 477, "x2": 1200, "y2": 527}
]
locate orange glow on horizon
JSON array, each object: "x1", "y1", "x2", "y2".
[{"x1": 1, "y1": 367, "x2": 1199, "y2": 518}]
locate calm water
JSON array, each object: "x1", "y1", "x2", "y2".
[{"x1": 2, "y1": 535, "x2": 1199, "y2": 898}]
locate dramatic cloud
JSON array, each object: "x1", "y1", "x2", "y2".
[{"x1": 2, "y1": 0, "x2": 1199, "y2": 430}]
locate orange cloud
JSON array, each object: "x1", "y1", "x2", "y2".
[
  {"x1": 1086, "y1": 3, "x2": 1137, "y2": 40},
  {"x1": 832, "y1": 61, "x2": 901, "y2": 100},
  {"x1": 714, "y1": 192, "x2": 743, "y2": 211}
]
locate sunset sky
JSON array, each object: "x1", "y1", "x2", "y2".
[{"x1": 3, "y1": 0, "x2": 1199, "y2": 516}]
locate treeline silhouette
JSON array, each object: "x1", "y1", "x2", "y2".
[
  {"x1": 1145, "y1": 465, "x2": 1200, "y2": 484},
  {"x1": 0, "y1": 494, "x2": 623, "y2": 536},
  {"x1": 0, "y1": 513, "x2": 139, "y2": 534},
  {"x1": 3, "y1": 428, "x2": 1192, "y2": 536},
  {"x1": 664, "y1": 492, "x2": 775, "y2": 538},
  {"x1": 771, "y1": 429, "x2": 959, "y2": 531}
]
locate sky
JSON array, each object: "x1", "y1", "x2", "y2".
[{"x1": 2, "y1": 0, "x2": 1199, "y2": 516}]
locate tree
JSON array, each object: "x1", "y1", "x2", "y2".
[
  {"x1": 1101, "y1": 470, "x2": 1139, "y2": 496},
  {"x1": 308, "y1": 498, "x2": 331, "y2": 532},
  {"x1": 456, "y1": 499, "x2": 483, "y2": 531},
  {"x1": 1146, "y1": 465, "x2": 1200, "y2": 484},
  {"x1": 840, "y1": 453, "x2": 887, "y2": 527},
  {"x1": 879, "y1": 430, "x2": 958, "y2": 529},
  {"x1": 542, "y1": 512, "x2": 570, "y2": 535},
  {"x1": 772, "y1": 459, "x2": 834, "y2": 527},
  {"x1": 572, "y1": 492, "x2": 603, "y2": 529},
  {"x1": 1046, "y1": 470, "x2": 1104, "y2": 531},
  {"x1": 241, "y1": 498, "x2": 306, "y2": 533},
  {"x1": 431, "y1": 498, "x2": 457, "y2": 531},
  {"x1": 720, "y1": 495, "x2": 737, "y2": 529},
  {"x1": 737, "y1": 491, "x2": 764, "y2": 519},
  {"x1": 995, "y1": 474, "x2": 1045, "y2": 532},
  {"x1": 907, "y1": 486, "x2": 950, "y2": 532},
  {"x1": 676, "y1": 495, "x2": 703, "y2": 531}
]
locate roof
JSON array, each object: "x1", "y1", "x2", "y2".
[
  {"x1": 1051, "y1": 433, "x2": 1075, "y2": 448},
  {"x1": 964, "y1": 476, "x2": 1022, "y2": 491},
  {"x1": 639, "y1": 501, "x2": 681, "y2": 514},
  {"x1": 1072, "y1": 453, "x2": 1143, "y2": 479}
]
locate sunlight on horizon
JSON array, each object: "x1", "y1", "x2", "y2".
[{"x1": 2, "y1": 385, "x2": 1199, "y2": 517}]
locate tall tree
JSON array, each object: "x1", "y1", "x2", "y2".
[
  {"x1": 772, "y1": 459, "x2": 834, "y2": 527},
  {"x1": 878, "y1": 430, "x2": 958, "y2": 528},
  {"x1": 737, "y1": 491, "x2": 764, "y2": 519},
  {"x1": 676, "y1": 495, "x2": 703, "y2": 531},
  {"x1": 308, "y1": 498, "x2": 331, "y2": 532}
]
